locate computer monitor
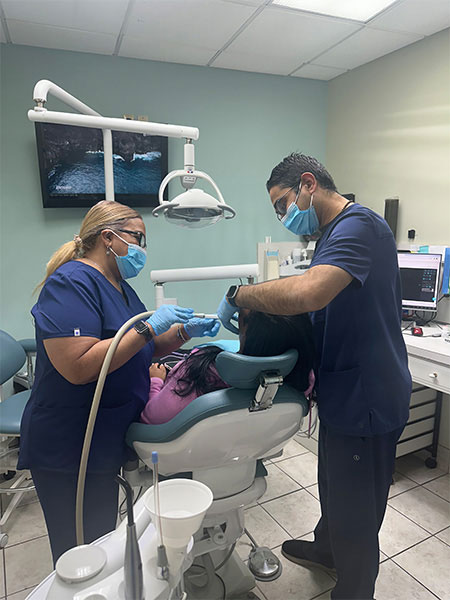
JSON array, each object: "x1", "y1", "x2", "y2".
[{"x1": 398, "y1": 252, "x2": 442, "y2": 313}]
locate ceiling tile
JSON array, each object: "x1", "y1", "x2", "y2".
[
  {"x1": 119, "y1": 36, "x2": 215, "y2": 66},
  {"x1": 369, "y1": 0, "x2": 450, "y2": 36},
  {"x1": 1, "y1": 0, "x2": 129, "y2": 35},
  {"x1": 7, "y1": 20, "x2": 117, "y2": 54},
  {"x1": 315, "y1": 26, "x2": 423, "y2": 70},
  {"x1": 212, "y1": 6, "x2": 362, "y2": 75},
  {"x1": 291, "y1": 63, "x2": 347, "y2": 80},
  {"x1": 125, "y1": 0, "x2": 255, "y2": 49}
]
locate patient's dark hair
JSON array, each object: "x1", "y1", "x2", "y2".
[{"x1": 174, "y1": 311, "x2": 315, "y2": 397}]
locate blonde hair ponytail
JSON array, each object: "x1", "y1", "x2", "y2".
[{"x1": 35, "y1": 201, "x2": 142, "y2": 293}]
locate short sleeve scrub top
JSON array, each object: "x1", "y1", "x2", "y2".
[{"x1": 18, "y1": 261, "x2": 154, "y2": 474}]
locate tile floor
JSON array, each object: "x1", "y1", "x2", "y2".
[{"x1": 1, "y1": 440, "x2": 449, "y2": 599}]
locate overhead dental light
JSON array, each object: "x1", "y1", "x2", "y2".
[
  {"x1": 27, "y1": 80, "x2": 236, "y2": 227},
  {"x1": 152, "y1": 140, "x2": 235, "y2": 228}
]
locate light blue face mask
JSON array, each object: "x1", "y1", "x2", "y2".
[
  {"x1": 281, "y1": 187, "x2": 320, "y2": 236},
  {"x1": 110, "y1": 231, "x2": 147, "y2": 279}
]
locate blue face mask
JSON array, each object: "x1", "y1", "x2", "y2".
[
  {"x1": 110, "y1": 232, "x2": 147, "y2": 279},
  {"x1": 281, "y1": 189, "x2": 320, "y2": 236}
]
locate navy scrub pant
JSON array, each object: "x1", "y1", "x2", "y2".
[
  {"x1": 31, "y1": 468, "x2": 119, "y2": 566},
  {"x1": 312, "y1": 423, "x2": 403, "y2": 599}
]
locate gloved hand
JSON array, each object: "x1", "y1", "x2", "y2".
[
  {"x1": 184, "y1": 318, "x2": 221, "y2": 339},
  {"x1": 147, "y1": 304, "x2": 194, "y2": 337},
  {"x1": 217, "y1": 294, "x2": 239, "y2": 335}
]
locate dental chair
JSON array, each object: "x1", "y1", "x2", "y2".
[
  {"x1": 126, "y1": 347, "x2": 309, "y2": 599},
  {"x1": 0, "y1": 330, "x2": 35, "y2": 548}
]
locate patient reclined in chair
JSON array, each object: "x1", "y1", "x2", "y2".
[
  {"x1": 141, "y1": 309, "x2": 315, "y2": 425},
  {"x1": 126, "y1": 310, "x2": 315, "y2": 598}
]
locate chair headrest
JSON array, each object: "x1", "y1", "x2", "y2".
[
  {"x1": 0, "y1": 330, "x2": 26, "y2": 385},
  {"x1": 215, "y1": 349, "x2": 298, "y2": 389}
]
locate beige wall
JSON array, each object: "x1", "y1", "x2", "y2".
[
  {"x1": 326, "y1": 29, "x2": 450, "y2": 457},
  {"x1": 326, "y1": 28, "x2": 450, "y2": 248}
]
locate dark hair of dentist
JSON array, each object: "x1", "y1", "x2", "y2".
[
  {"x1": 18, "y1": 200, "x2": 217, "y2": 565},
  {"x1": 217, "y1": 153, "x2": 411, "y2": 600}
]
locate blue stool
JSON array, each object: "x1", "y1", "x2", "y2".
[{"x1": 0, "y1": 330, "x2": 35, "y2": 548}]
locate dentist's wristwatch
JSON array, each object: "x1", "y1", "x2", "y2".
[
  {"x1": 134, "y1": 320, "x2": 153, "y2": 343},
  {"x1": 226, "y1": 285, "x2": 241, "y2": 307}
]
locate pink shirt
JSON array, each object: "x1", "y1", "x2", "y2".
[
  {"x1": 140, "y1": 350, "x2": 229, "y2": 425},
  {"x1": 140, "y1": 349, "x2": 316, "y2": 425}
]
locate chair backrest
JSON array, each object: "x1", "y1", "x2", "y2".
[
  {"x1": 0, "y1": 330, "x2": 26, "y2": 386},
  {"x1": 215, "y1": 349, "x2": 299, "y2": 388}
]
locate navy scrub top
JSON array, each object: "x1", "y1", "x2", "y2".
[
  {"x1": 18, "y1": 261, "x2": 154, "y2": 473},
  {"x1": 310, "y1": 203, "x2": 411, "y2": 437}
]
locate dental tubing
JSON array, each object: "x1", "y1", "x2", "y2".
[{"x1": 75, "y1": 311, "x2": 217, "y2": 545}]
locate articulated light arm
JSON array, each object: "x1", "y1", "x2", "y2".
[{"x1": 28, "y1": 80, "x2": 235, "y2": 226}]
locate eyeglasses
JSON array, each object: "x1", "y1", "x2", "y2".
[
  {"x1": 117, "y1": 229, "x2": 147, "y2": 249},
  {"x1": 273, "y1": 182, "x2": 301, "y2": 221}
]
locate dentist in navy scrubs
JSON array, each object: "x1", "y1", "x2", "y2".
[
  {"x1": 18, "y1": 200, "x2": 219, "y2": 564},
  {"x1": 217, "y1": 154, "x2": 411, "y2": 599}
]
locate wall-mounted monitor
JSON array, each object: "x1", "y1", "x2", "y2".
[
  {"x1": 34, "y1": 122, "x2": 168, "y2": 208},
  {"x1": 398, "y1": 252, "x2": 442, "y2": 313}
]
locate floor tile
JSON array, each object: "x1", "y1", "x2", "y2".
[
  {"x1": 424, "y1": 473, "x2": 450, "y2": 501},
  {"x1": 8, "y1": 588, "x2": 37, "y2": 600},
  {"x1": 393, "y1": 537, "x2": 450, "y2": 600},
  {"x1": 375, "y1": 559, "x2": 437, "y2": 599},
  {"x1": 0, "y1": 548, "x2": 4, "y2": 598},
  {"x1": 263, "y1": 489, "x2": 321, "y2": 539},
  {"x1": 258, "y1": 463, "x2": 301, "y2": 504},
  {"x1": 388, "y1": 472, "x2": 418, "y2": 498},
  {"x1": 395, "y1": 454, "x2": 447, "y2": 484},
  {"x1": 276, "y1": 452, "x2": 318, "y2": 488},
  {"x1": 310, "y1": 592, "x2": 331, "y2": 600},
  {"x1": 379, "y1": 505, "x2": 430, "y2": 557},
  {"x1": 236, "y1": 532, "x2": 253, "y2": 562},
  {"x1": 305, "y1": 483, "x2": 319, "y2": 500},
  {"x1": 436, "y1": 526, "x2": 450, "y2": 545},
  {"x1": 2, "y1": 501, "x2": 48, "y2": 546},
  {"x1": 270, "y1": 439, "x2": 310, "y2": 463},
  {"x1": 4, "y1": 536, "x2": 53, "y2": 596},
  {"x1": 255, "y1": 547, "x2": 335, "y2": 600},
  {"x1": 389, "y1": 486, "x2": 450, "y2": 534},
  {"x1": 244, "y1": 505, "x2": 289, "y2": 550}
]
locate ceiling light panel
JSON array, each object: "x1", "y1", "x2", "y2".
[
  {"x1": 212, "y1": 7, "x2": 361, "y2": 75},
  {"x1": 272, "y1": 0, "x2": 399, "y2": 22},
  {"x1": 1, "y1": 0, "x2": 129, "y2": 35},
  {"x1": 315, "y1": 26, "x2": 422, "y2": 70}
]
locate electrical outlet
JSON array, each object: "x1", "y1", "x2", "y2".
[
  {"x1": 123, "y1": 114, "x2": 134, "y2": 120},
  {"x1": 138, "y1": 115, "x2": 149, "y2": 121}
]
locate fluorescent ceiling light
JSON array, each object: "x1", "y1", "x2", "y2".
[{"x1": 272, "y1": 0, "x2": 398, "y2": 22}]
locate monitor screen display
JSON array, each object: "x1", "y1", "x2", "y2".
[
  {"x1": 35, "y1": 122, "x2": 168, "y2": 208},
  {"x1": 398, "y1": 252, "x2": 442, "y2": 312}
]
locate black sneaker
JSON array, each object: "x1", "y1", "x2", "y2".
[{"x1": 281, "y1": 540, "x2": 337, "y2": 576}]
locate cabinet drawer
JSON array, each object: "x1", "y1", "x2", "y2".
[
  {"x1": 408, "y1": 355, "x2": 450, "y2": 393},
  {"x1": 408, "y1": 403, "x2": 436, "y2": 422},
  {"x1": 400, "y1": 417, "x2": 434, "y2": 442},
  {"x1": 396, "y1": 433, "x2": 433, "y2": 457}
]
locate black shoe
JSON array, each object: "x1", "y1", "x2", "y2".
[{"x1": 281, "y1": 540, "x2": 337, "y2": 576}]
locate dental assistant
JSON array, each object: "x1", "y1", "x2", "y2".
[
  {"x1": 18, "y1": 200, "x2": 218, "y2": 564},
  {"x1": 217, "y1": 154, "x2": 411, "y2": 599}
]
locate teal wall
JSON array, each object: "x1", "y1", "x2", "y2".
[{"x1": 0, "y1": 44, "x2": 328, "y2": 339}]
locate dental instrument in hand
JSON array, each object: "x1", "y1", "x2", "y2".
[{"x1": 152, "y1": 451, "x2": 169, "y2": 581}]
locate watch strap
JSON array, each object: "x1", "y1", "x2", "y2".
[{"x1": 134, "y1": 320, "x2": 153, "y2": 343}]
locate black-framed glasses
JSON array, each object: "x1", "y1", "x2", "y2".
[
  {"x1": 273, "y1": 181, "x2": 301, "y2": 221},
  {"x1": 117, "y1": 229, "x2": 147, "y2": 248}
]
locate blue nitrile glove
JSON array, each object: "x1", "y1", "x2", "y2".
[
  {"x1": 217, "y1": 294, "x2": 239, "y2": 335},
  {"x1": 147, "y1": 304, "x2": 194, "y2": 336},
  {"x1": 184, "y1": 318, "x2": 221, "y2": 339}
]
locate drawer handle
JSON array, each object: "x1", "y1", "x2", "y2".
[{"x1": 428, "y1": 372, "x2": 438, "y2": 379}]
